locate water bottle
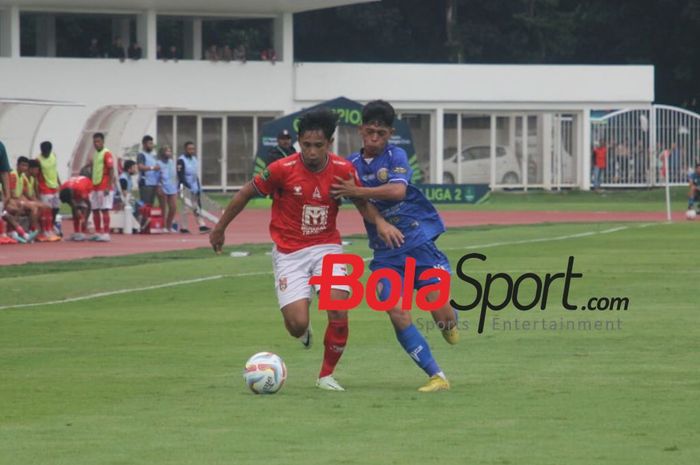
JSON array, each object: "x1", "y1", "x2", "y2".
[{"x1": 54, "y1": 214, "x2": 63, "y2": 237}]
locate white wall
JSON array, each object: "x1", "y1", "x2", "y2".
[{"x1": 293, "y1": 63, "x2": 655, "y2": 106}]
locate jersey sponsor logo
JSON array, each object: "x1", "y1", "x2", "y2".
[
  {"x1": 331, "y1": 159, "x2": 348, "y2": 166},
  {"x1": 312, "y1": 186, "x2": 322, "y2": 200},
  {"x1": 301, "y1": 204, "x2": 329, "y2": 235},
  {"x1": 392, "y1": 167, "x2": 407, "y2": 174},
  {"x1": 293, "y1": 185, "x2": 303, "y2": 195},
  {"x1": 377, "y1": 168, "x2": 389, "y2": 183},
  {"x1": 282, "y1": 160, "x2": 297, "y2": 167}
]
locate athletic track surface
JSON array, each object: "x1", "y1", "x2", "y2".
[{"x1": 0, "y1": 210, "x2": 684, "y2": 266}]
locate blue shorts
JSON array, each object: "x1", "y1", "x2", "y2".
[{"x1": 369, "y1": 241, "x2": 452, "y2": 301}]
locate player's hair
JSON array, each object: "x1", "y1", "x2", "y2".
[
  {"x1": 93, "y1": 132, "x2": 105, "y2": 140},
  {"x1": 17, "y1": 156, "x2": 30, "y2": 166},
  {"x1": 362, "y1": 100, "x2": 395, "y2": 127},
  {"x1": 123, "y1": 160, "x2": 136, "y2": 170},
  {"x1": 184, "y1": 140, "x2": 195, "y2": 149},
  {"x1": 40, "y1": 141, "x2": 52, "y2": 155},
  {"x1": 297, "y1": 108, "x2": 338, "y2": 140},
  {"x1": 28, "y1": 159, "x2": 40, "y2": 168},
  {"x1": 59, "y1": 188, "x2": 73, "y2": 204},
  {"x1": 142, "y1": 135, "x2": 153, "y2": 144}
]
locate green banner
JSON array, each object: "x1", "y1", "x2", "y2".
[{"x1": 416, "y1": 184, "x2": 490, "y2": 204}]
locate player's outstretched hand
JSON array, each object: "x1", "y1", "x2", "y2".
[
  {"x1": 210, "y1": 227, "x2": 225, "y2": 254},
  {"x1": 331, "y1": 175, "x2": 359, "y2": 199},
  {"x1": 377, "y1": 220, "x2": 404, "y2": 249}
]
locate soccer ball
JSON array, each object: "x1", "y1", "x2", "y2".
[
  {"x1": 686, "y1": 210, "x2": 697, "y2": 220},
  {"x1": 243, "y1": 352, "x2": 287, "y2": 394}
]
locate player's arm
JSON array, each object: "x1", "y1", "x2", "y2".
[
  {"x1": 332, "y1": 178, "x2": 406, "y2": 201},
  {"x1": 210, "y1": 182, "x2": 258, "y2": 254},
  {"x1": 351, "y1": 198, "x2": 404, "y2": 248},
  {"x1": 1, "y1": 172, "x2": 10, "y2": 201}
]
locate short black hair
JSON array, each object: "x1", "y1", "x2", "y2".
[
  {"x1": 28, "y1": 159, "x2": 40, "y2": 168},
  {"x1": 142, "y1": 135, "x2": 153, "y2": 144},
  {"x1": 362, "y1": 100, "x2": 395, "y2": 127},
  {"x1": 17, "y1": 156, "x2": 30, "y2": 166},
  {"x1": 184, "y1": 141, "x2": 195, "y2": 149},
  {"x1": 59, "y1": 188, "x2": 73, "y2": 204},
  {"x1": 123, "y1": 160, "x2": 136, "y2": 170},
  {"x1": 40, "y1": 141, "x2": 52, "y2": 155},
  {"x1": 93, "y1": 132, "x2": 105, "y2": 140},
  {"x1": 297, "y1": 108, "x2": 338, "y2": 140}
]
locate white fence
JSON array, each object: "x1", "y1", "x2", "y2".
[{"x1": 591, "y1": 105, "x2": 700, "y2": 187}]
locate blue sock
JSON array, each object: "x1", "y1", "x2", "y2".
[{"x1": 396, "y1": 324, "x2": 440, "y2": 377}]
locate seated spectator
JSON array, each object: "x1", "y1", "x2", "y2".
[
  {"x1": 233, "y1": 44, "x2": 246, "y2": 63},
  {"x1": 261, "y1": 48, "x2": 277, "y2": 64},
  {"x1": 168, "y1": 45, "x2": 179, "y2": 62},
  {"x1": 206, "y1": 45, "x2": 219, "y2": 62},
  {"x1": 128, "y1": 42, "x2": 142, "y2": 60},
  {"x1": 110, "y1": 37, "x2": 126, "y2": 62},
  {"x1": 87, "y1": 38, "x2": 101, "y2": 58},
  {"x1": 59, "y1": 176, "x2": 93, "y2": 242},
  {"x1": 221, "y1": 45, "x2": 233, "y2": 62},
  {"x1": 157, "y1": 44, "x2": 165, "y2": 60}
]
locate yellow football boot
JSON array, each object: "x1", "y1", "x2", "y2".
[
  {"x1": 418, "y1": 375, "x2": 450, "y2": 392},
  {"x1": 442, "y1": 325, "x2": 460, "y2": 345}
]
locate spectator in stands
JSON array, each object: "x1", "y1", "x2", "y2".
[
  {"x1": 206, "y1": 45, "x2": 219, "y2": 62},
  {"x1": 261, "y1": 48, "x2": 277, "y2": 64},
  {"x1": 156, "y1": 145, "x2": 178, "y2": 233},
  {"x1": 168, "y1": 45, "x2": 179, "y2": 62},
  {"x1": 87, "y1": 38, "x2": 101, "y2": 58},
  {"x1": 36, "y1": 141, "x2": 61, "y2": 230},
  {"x1": 110, "y1": 37, "x2": 126, "y2": 62},
  {"x1": 592, "y1": 140, "x2": 607, "y2": 191},
  {"x1": 221, "y1": 45, "x2": 233, "y2": 62},
  {"x1": 128, "y1": 42, "x2": 143, "y2": 60},
  {"x1": 157, "y1": 44, "x2": 165, "y2": 60},
  {"x1": 177, "y1": 141, "x2": 210, "y2": 234},
  {"x1": 266, "y1": 129, "x2": 294, "y2": 165},
  {"x1": 59, "y1": 176, "x2": 92, "y2": 241},
  {"x1": 233, "y1": 44, "x2": 247, "y2": 63},
  {"x1": 89, "y1": 132, "x2": 115, "y2": 242},
  {"x1": 26, "y1": 159, "x2": 60, "y2": 242}
]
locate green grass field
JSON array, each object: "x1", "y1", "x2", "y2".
[{"x1": 1, "y1": 221, "x2": 698, "y2": 465}]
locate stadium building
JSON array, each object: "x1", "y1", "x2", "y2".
[{"x1": 0, "y1": 0, "x2": 661, "y2": 191}]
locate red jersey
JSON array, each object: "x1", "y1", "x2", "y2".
[
  {"x1": 61, "y1": 176, "x2": 92, "y2": 201},
  {"x1": 38, "y1": 170, "x2": 58, "y2": 195},
  {"x1": 93, "y1": 151, "x2": 114, "y2": 191},
  {"x1": 252, "y1": 153, "x2": 360, "y2": 254},
  {"x1": 593, "y1": 146, "x2": 607, "y2": 168}
]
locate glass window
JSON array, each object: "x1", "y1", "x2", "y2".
[
  {"x1": 202, "y1": 18, "x2": 274, "y2": 61},
  {"x1": 176, "y1": 116, "x2": 197, "y2": 155},
  {"x1": 202, "y1": 117, "x2": 223, "y2": 186},
  {"x1": 400, "y1": 113, "x2": 431, "y2": 182},
  {"x1": 157, "y1": 17, "x2": 186, "y2": 60},
  {"x1": 157, "y1": 115, "x2": 174, "y2": 149},
  {"x1": 226, "y1": 116, "x2": 254, "y2": 186}
]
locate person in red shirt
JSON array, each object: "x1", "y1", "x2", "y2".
[
  {"x1": 89, "y1": 132, "x2": 114, "y2": 242},
  {"x1": 59, "y1": 176, "x2": 93, "y2": 241},
  {"x1": 592, "y1": 140, "x2": 607, "y2": 191},
  {"x1": 210, "y1": 108, "x2": 404, "y2": 391}
]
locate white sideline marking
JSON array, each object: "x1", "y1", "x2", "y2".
[{"x1": 1, "y1": 223, "x2": 658, "y2": 311}]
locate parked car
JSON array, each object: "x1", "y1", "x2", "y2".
[{"x1": 443, "y1": 145, "x2": 523, "y2": 184}]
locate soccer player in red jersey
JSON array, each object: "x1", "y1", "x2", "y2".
[
  {"x1": 210, "y1": 109, "x2": 404, "y2": 391},
  {"x1": 59, "y1": 176, "x2": 93, "y2": 241},
  {"x1": 89, "y1": 132, "x2": 115, "y2": 242}
]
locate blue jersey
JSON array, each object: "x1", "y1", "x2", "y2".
[
  {"x1": 691, "y1": 172, "x2": 700, "y2": 188},
  {"x1": 347, "y1": 145, "x2": 445, "y2": 258}
]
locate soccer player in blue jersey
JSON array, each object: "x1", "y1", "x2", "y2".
[{"x1": 331, "y1": 100, "x2": 459, "y2": 392}]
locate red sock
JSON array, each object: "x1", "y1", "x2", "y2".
[
  {"x1": 42, "y1": 210, "x2": 53, "y2": 233},
  {"x1": 102, "y1": 210, "x2": 110, "y2": 233},
  {"x1": 92, "y1": 211, "x2": 102, "y2": 233},
  {"x1": 319, "y1": 319, "x2": 349, "y2": 378}
]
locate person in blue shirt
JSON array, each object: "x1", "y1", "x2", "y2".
[
  {"x1": 688, "y1": 163, "x2": 700, "y2": 212},
  {"x1": 331, "y1": 100, "x2": 458, "y2": 392},
  {"x1": 177, "y1": 141, "x2": 211, "y2": 234},
  {"x1": 156, "y1": 145, "x2": 178, "y2": 233}
]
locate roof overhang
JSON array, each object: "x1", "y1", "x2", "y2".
[{"x1": 2, "y1": 0, "x2": 378, "y2": 15}]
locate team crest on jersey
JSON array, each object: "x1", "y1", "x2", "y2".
[
  {"x1": 377, "y1": 168, "x2": 389, "y2": 183},
  {"x1": 302, "y1": 204, "x2": 329, "y2": 235},
  {"x1": 313, "y1": 186, "x2": 322, "y2": 200},
  {"x1": 279, "y1": 277, "x2": 288, "y2": 291},
  {"x1": 293, "y1": 185, "x2": 302, "y2": 195}
]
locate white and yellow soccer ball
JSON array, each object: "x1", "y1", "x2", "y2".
[
  {"x1": 686, "y1": 209, "x2": 697, "y2": 220},
  {"x1": 243, "y1": 352, "x2": 287, "y2": 394}
]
